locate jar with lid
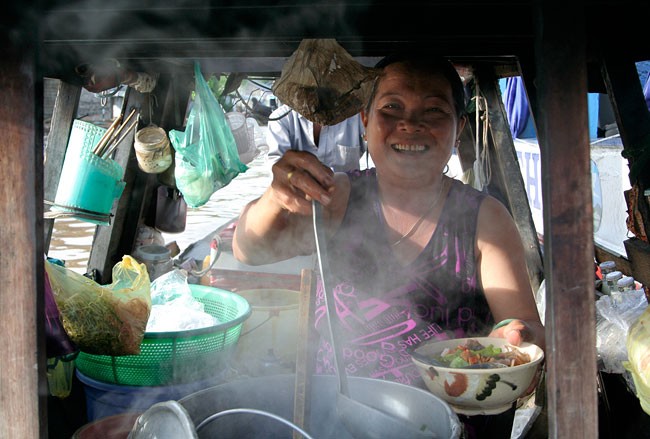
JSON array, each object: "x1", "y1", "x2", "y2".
[
  {"x1": 134, "y1": 126, "x2": 173, "y2": 174},
  {"x1": 132, "y1": 244, "x2": 173, "y2": 281},
  {"x1": 602, "y1": 270, "x2": 623, "y2": 295}
]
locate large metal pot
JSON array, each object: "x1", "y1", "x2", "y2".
[{"x1": 178, "y1": 374, "x2": 461, "y2": 438}]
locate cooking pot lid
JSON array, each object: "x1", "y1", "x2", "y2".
[{"x1": 128, "y1": 400, "x2": 198, "y2": 439}]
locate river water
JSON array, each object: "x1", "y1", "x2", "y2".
[{"x1": 48, "y1": 153, "x2": 272, "y2": 273}]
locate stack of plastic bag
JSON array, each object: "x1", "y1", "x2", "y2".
[
  {"x1": 596, "y1": 290, "x2": 647, "y2": 375},
  {"x1": 146, "y1": 269, "x2": 219, "y2": 332}
]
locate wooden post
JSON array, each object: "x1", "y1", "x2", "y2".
[
  {"x1": 602, "y1": 59, "x2": 650, "y2": 288},
  {"x1": 475, "y1": 64, "x2": 544, "y2": 293},
  {"x1": 0, "y1": 4, "x2": 45, "y2": 438},
  {"x1": 43, "y1": 81, "x2": 81, "y2": 250},
  {"x1": 533, "y1": 2, "x2": 598, "y2": 437},
  {"x1": 293, "y1": 269, "x2": 317, "y2": 438},
  {"x1": 87, "y1": 90, "x2": 153, "y2": 283}
]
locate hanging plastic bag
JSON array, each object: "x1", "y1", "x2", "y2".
[
  {"x1": 44, "y1": 255, "x2": 151, "y2": 356},
  {"x1": 169, "y1": 62, "x2": 247, "y2": 208},
  {"x1": 624, "y1": 301, "x2": 650, "y2": 415}
]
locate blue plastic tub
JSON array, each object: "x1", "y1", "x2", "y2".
[{"x1": 76, "y1": 370, "x2": 223, "y2": 421}]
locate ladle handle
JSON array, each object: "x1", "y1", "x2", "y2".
[{"x1": 312, "y1": 200, "x2": 350, "y2": 397}]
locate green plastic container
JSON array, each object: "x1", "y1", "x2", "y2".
[
  {"x1": 51, "y1": 119, "x2": 126, "y2": 225},
  {"x1": 75, "y1": 285, "x2": 251, "y2": 386}
]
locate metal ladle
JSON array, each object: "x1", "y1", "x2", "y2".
[{"x1": 312, "y1": 201, "x2": 435, "y2": 439}]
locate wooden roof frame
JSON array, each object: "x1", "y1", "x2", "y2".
[{"x1": 2, "y1": 1, "x2": 649, "y2": 437}]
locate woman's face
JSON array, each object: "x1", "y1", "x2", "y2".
[{"x1": 362, "y1": 62, "x2": 465, "y2": 184}]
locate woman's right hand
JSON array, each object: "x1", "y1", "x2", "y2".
[{"x1": 269, "y1": 150, "x2": 336, "y2": 216}]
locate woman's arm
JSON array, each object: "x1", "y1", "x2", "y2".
[
  {"x1": 476, "y1": 196, "x2": 546, "y2": 350},
  {"x1": 233, "y1": 150, "x2": 349, "y2": 265}
]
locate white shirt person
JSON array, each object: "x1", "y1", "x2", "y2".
[{"x1": 266, "y1": 105, "x2": 366, "y2": 172}]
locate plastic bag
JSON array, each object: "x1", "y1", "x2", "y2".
[
  {"x1": 44, "y1": 255, "x2": 151, "y2": 356},
  {"x1": 44, "y1": 259, "x2": 77, "y2": 358},
  {"x1": 595, "y1": 290, "x2": 647, "y2": 374},
  {"x1": 624, "y1": 303, "x2": 650, "y2": 415},
  {"x1": 147, "y1": 269, "x2": 219, "y2": 332},
  {"x1": 169, "y1": 62, "x2": 247, "y2": 208}
]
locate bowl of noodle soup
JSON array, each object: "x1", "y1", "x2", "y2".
[{"x1": 411, "y1": 337, "x2": 544, "y2": 416}]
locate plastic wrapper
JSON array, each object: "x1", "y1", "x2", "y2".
[
  {"x1": 169, "y1": 62, "x2": 247, "y2": 208},
  {"x1": 596, "y1": 290, "x2": 647, "y2": 375},
  {"x1": 624, "y1": 303, "x2": 650, "y2": 415},
  {"x1": 44, "y1": 255, "x2": 151, "y2": 356},
  {"x1": 44, "y1": 260, "x2": 77, "y2": 358},
  {"x1": 146, "y1": 269, "x2": 219, "y2": 332},
  {"x1": 46, "y1": 355, "x2": 76, "y2": 398}
]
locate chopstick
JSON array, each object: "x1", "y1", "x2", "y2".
[
  {"x1": 100, "y1": 115, "x2": 139, "y2": 159},
  {"x1": 94, "y1": 108, "x2": 139, "y2": 158},
  {"x1": 92, "y1": 114, "x2": 122, "y2": 155}
]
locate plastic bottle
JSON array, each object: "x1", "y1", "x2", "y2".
[
  {"x1": 599, "y1": 260, "x2": 616, "y2": 279},
  {"x1": 617, "y1": 276, "x2": 636, "y2": 293},
  {"x1": 603, "y1": 270, "x2": 623, "y2": 295}
]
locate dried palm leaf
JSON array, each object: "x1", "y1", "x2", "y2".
[{"x1": 273, "y1": 39, "x2": 378, "y2": 125}]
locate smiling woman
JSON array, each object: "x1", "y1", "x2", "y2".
[{"x1": 232, "y1": 53, "x2": 545, "y2": 438}]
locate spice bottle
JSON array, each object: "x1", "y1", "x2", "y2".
[
  {"x1": 603, "y1": 270, "x2": 623, "y2": 295},
  {"x1": 617, "y1": 276, "x2": 636, "y2": 293},
  {"x1": 599, "y1": 261, "x2": 616, "y2": 278}
]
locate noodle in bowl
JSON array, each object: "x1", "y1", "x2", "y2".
[{"x1": 411, "y1": 337, "x2": 544, "y2": 416}]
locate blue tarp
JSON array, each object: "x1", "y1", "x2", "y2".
[
  {"x1": 643, "y1": 73, "x2": 650, "y2": 110},
  {"x1": 503, "y1": 77, "x2": 531, "y2": 139}
]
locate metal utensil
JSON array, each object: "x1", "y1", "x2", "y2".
[{"x1": 312, "y1": 200, "x2": 435, "y2": 439}]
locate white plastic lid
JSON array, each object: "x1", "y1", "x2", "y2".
[
  {"x1": 605, "y1": 270, "x2": 623, "y2": 282},
  {"x1": 599, "y1": 261, "x2": 616, "y2": 270},
  {"x1": 617, "y1": 276, "x2": 635, "y2": 288}
]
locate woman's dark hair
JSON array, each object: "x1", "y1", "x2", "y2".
[{"x1": 366, "y1": 53, "x2": 467, "y2": 118}]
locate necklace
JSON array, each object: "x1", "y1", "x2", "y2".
[{"x1": 383, "y1": 178, "x2": 448, "y2": 247}]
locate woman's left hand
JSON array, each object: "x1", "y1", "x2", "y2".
[{"x1": 489, "y1": 319, "x2": 536, "y2": 346}]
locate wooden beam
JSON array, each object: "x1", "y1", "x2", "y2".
[
  {"x1": 475, "y1": 64, "x2": 544, "y2": 293},
  {"x1": 0, "y1": 7, "x2": 45, "y2": 438},
  {"x1": 601, "y1": 58, "x2": 650, "y2": 243},
  {"x1": 87, "y1": 90, "x2": 154, "y2": 283},
  {"x1": 43, "y1": 81, "x2": 81, "y2": 250},
  {"x1": 534, "y1": 2, "x2": 599, "y2": 437},
  {"x1": 293, "y1": 269, "x2": 317, "y2": 438}
]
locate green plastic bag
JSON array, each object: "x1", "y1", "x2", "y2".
[{"x1": 169, "y1": 62, "x2": 247, "y2": 208}]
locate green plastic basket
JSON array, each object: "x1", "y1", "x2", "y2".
[{"x1": 75, "y1": 285, "x2": 251, "y2": 386}]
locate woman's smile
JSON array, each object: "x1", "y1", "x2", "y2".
[{"x1": 392, "y1": 143, "x2": 427, "y2": 152}]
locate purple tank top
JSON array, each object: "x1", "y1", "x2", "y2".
[{"x1": 314, "y1": 170, "x2": 493, "y2": 387}]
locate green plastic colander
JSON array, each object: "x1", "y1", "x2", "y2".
[{"x1": 75, "y1": 285, "x2": 251, "y2": 386}]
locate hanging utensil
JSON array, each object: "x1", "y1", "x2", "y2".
[{"x1": 312, "y1": 200, "x2": 435, "y2": 439}]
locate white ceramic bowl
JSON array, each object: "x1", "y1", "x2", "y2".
[{"x1": 411, "y1": 337, "x2": 544, "y2": 416}]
